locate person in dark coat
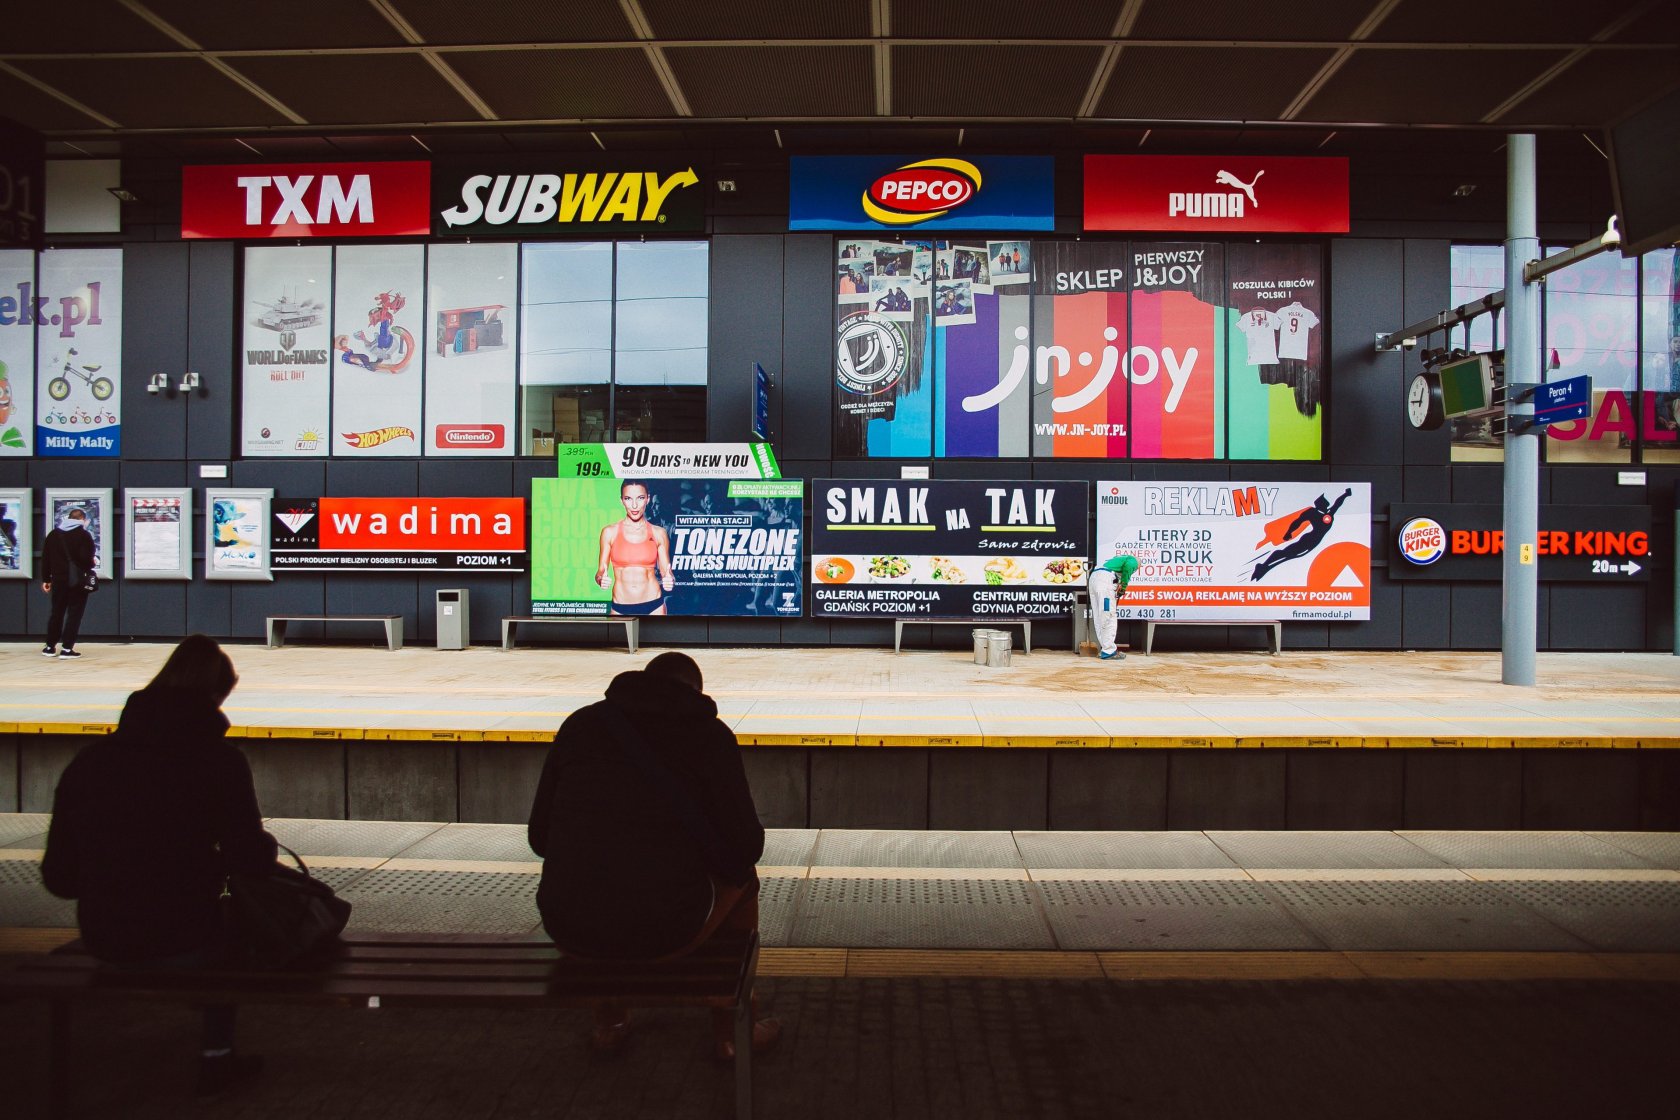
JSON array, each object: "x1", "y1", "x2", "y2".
[
  {"x1": 42, "y1": 634, "x2": 278, "y2": 1095},
  {"x1": 39, "y1": 505, "x2": 96, "y2": 658},
  {"x1": 528, "y1": 651, "x2": 779, "y2": 1060}
]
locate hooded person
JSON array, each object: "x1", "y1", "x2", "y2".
[
  {"x1": 1087, "y1": 553, "x2": 1140, "y2": 660},
  {"x1": 527, "y1": 651, "x2": 780, "y2": 1060}
]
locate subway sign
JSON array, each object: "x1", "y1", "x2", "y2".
[
  {"x1": 432, "y1": 162, "x2": 702, "y2": 235},
  {"x1": 1388, "y1": 504, "x2": 1651, "y2": 582}
]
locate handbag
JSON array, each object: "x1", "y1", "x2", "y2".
[
  {"x1": 77, "y1": 565, "x2": 98, "y2": 594},
  {"x1": 223, "y1": 843, "x2": 352, "y2": 968}
]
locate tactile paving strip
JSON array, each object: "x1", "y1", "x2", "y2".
[
  {"x1": 758, "y1": 875, "x2": 801, "y2": 947},
  {"x1": 391, "y1": 823, "x2": 535, "y2": 862},
  {"x1": 1037, "y1": 878, "x2": 1322, "y2": 951},
  {"x1": 1587, "y1": 832, "x2": 1680, "y2": 871},
  {"x1": 267, "y1": 819, "x2": 448, "y2": 859},
  {"x1": 810, "y1": 830, "x2": 1024, "y2": 869},
  {"x1": 790, "y1": 876, "x2": 1053, "y2": 949},
  {"x1": 761, "y1": 829, "x2": 819, "y2": 868},
  {"x1": 1015, "y1": 831, "x2": 1238, "y2": 869},
  {"x1": 0, "y1": 814, "x2": 50, "y2": 846},
  {"x1": 1266, "y1": 880, "x2": 1590, "y2": 951},
  {"x1": 0, "y1": 860, "x2": 76, "y2": 926},
  {"x1": 1206, "y1": 830, "x2": 1447, "y2": 869},
  {"x1": 1398, "y1": 831, "x2": 1659, "y2": 870},
  {"x1": 1489, "y1": 880, "x2": 1680, "y2": 952},
  {"x1": 338, "y1": 869, "x2": 540, "y2": 934}
]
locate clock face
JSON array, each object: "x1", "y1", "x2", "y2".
[{"x1": 1407, "y1": 374, "x2": 1430, "y2": 426}]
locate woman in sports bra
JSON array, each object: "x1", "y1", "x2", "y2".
[{"x1": 597, "y1": 480, "x2": 674, "y2": 616}]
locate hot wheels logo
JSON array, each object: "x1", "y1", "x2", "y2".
[
  {"x1": 863, "y1": 159, "x2": 981, "y2": 225},
  {"x1": 342, "y1": 426, "x2": 414, "y2": 449}
]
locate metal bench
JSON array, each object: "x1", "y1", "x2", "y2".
[
  {"x1": 2, "y1": 930, "x2": 761, "y2": 1120},
  {"x1": 266, "y1": 614, "x2": 404, "y2": 651},
  {"x1": 893, "y1": 617, "x2": 1032, "y2": 654},
  {"x1": 1142, "y1": 619, "x2": 1282, "y2": 655},
  {"x1": 502, "y1": 616, "x2": 640, "y2": 653}
]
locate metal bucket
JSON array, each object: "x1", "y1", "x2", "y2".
[
  {"x1": 972, "y1": 628, "x2": 999, "y2": 665},
  {"x1": 985, "y1": 631, "x2": 1013, "y2": 668}
]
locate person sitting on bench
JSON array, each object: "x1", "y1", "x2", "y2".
[
  {"x1": 527, "y1": 651, "x2": 781, "y2": 1060},
  {"x1": 41, "y1": 634, "x2": 278, "y2": 1096}
]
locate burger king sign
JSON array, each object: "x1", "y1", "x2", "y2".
[{"x1": 1398, "y1": 517, "x2": 1446, "y2": 566}]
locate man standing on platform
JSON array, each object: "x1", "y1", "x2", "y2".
[
  {"x1": 1087, "y1": 554, "x2": 1139, "y2": 661},
  {"x1": 41, "y1": 506, "x2": 95, "y2": 659}
]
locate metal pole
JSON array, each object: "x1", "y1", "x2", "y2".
[{"x1": 1502, "y1": 134, "x2": 1540, "y2": 686}]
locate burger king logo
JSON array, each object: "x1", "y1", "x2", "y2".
[
  {"x1": 862, "y1": 159, "x2": 982, "y2": 225},
  {"x1": 1398, "y1": 517, "x2": 1445, "y2": 565}
]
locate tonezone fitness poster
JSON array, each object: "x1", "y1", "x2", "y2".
[
  {"x1": 810, "y1": 479, "x2": 1090, "y2": 618},
  {"x1": 1096, "y1": 481, "x2": 1370, "y2": 621}
]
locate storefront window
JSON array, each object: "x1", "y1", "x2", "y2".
[
  {"x1": 1542, "y1": 246, "x2": 1637, "y2": 463},
  {"x1": 1642, "y1": 248, "x2": 1680, "y2": 463},
  {"x1": 1447, "y1": 244, "x2": 1505, "y2": 463}
]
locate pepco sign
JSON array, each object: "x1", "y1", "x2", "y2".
[
  {"x1": 182, "y1": 162, "x2": 431, "y2": 239},
  {"x1": 863, "y1": 159, "x2": 980, "y2": 225},
  {"x1": 790, "y1": 155, "x2": 1053, "y2": 231}
]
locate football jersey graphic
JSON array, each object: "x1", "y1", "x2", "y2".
[
  {"x1": 1277, "y1": 301, "x2": 1319, "y2": 361},
  {"x1": 1236, "y1": 308, "x2": 1281, "y2": 365}
]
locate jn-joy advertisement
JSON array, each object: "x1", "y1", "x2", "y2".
[
  {"x1": 35, "y1": 248, "x2": 121, "y2": 457},
  {"x1": 332, "y1": 243, "x2": 424, "y2": 456},
  {"x1": 242, "y1": 245, "x2": 332, "y2": 456},
  {"x1": 531, "y1": 476, "x2": 803, "y2": 618},
  {"x1": 0, "y1": 250, "x2": 34, "y2": 455},
  {"x1": 1096, "y1": 481, "x2": 1370, "y2": 621},
  {"x1": 809, "y1": 479, "x2": 1090, "y2": 618}
]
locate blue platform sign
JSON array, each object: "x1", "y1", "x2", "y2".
[
  {"x1": 789, "y1": 156, "x2": 1054, "y2": 231},
  {"x1": 752, "y1": 362, "x2": 770, "y2": 441},
  {"x1": 1534, "y1": 375, "x2": 1592, "y2": 426}
]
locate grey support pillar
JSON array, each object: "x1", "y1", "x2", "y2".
[{"x1": 1502, "y1": 134, "x2": 1540, "y2": 686}]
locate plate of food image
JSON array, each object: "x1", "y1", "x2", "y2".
[
  {"x1": 983, "y1": 557, "x2": 1029, "y2": 585},
  {"x1": 1042, "y1": 558, "x2": 1085, "y2": 585},
  {"x1": 816, "y1": 557, "x2": 855, "y2": 584},
  {"x1": 868, "y1": 555, "x2": 913, "y2": 581},
  {"x1": 928, "y1": 556, "x2": 967, "y2": 583}
]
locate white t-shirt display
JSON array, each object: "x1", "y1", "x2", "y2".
[
  {"x1": 1277, "y1": 301, "x2": 1320, "y2": 361},
  {"x1": 1236, "y1": 308, "x2": 1281, "y2": 365}
]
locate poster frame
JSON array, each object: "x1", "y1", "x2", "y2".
[
  {"x1": 43, "y1": 487, "x2": 113, "y2": 578},
  {"x1": 122, "y1": 487, "x2": 193, "y2": 580},
  {"x1": 204, "y1": 488, "x2": 274, "y2": 582},
  {"x1": 0, "y1": 487, "x2": 31, "y2": 579}
]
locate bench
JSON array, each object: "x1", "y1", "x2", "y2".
[
  {"x1": 2, "y1": 930, "x2": 760, "y2": 1120},
  {"x1": 502, "y1": 616, "x2": 640, "y2": 653},
  {"x1": 1142, "y1": 619, "x2": 1282, "y2": 655},
  {"x1": 893, "y1": 617, "x2": 1032, "y2": 654},
  {"x1": 266, "y1": 614, "x2": 403, "y2": 651}
]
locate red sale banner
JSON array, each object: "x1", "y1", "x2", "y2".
[
  {"x1": 1084, "y1": 156, "x2": 1348, "y2": 234},
  {"x1": 182, "y1": 162, "x2": 431, "y2": 239}
]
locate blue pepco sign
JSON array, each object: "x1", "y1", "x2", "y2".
[
  {"x1": 789, "y1": 156, "x2": 1054, "y2": 231},
  {"x1": 1533, "y1": 375, "x2": 1592, "y2": 426}
]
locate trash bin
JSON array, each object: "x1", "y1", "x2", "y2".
[
  {"x1": 985, "y1": 631, "x2": 1012, "y2": 668},
  {"x1": 436, "y1": 589, "x2": 470, "y2": 650},
  {"x1": 972, "y1": 628, "x2": 1000, "y2": 665}
]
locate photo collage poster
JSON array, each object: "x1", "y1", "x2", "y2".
[
  {"x1": 0, "y1": 250, "x2": 32, "y2": 456},
  {"x1": 835, "y1": 238, "x2": 1322, "y2": 462},
  {"x1": 45, "y1": 488, "x2": 113, "y2": 577},
  {"x1": 424, "y1": 242, "x2": 518, "y2": 455},
  {"x1": 242, "y1": 245, "x2": 332, "y2": 456},
  {"x1": 332, "y1": 244, "x2": 424, "y2": 456},
  {"x1": 0, "y1": 488, "x2": 28, "y2": 577},
  {"x1": 35, "y1": 248, "x2": 122, "y2": 458}
]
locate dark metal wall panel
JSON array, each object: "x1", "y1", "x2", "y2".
[
  {"x1": 0, "y1": 733, "x2": 16, "y2": 812},
  {"x1": 1402, "y1": 750, "x2": 1522, "y2": 829},
  {"x1": 185, "y1": 578, "x2": 231, "y2": 639},
  {"x1": 1329, "y1": 239, "x2": 1404, "y2": 466},
  {"x1": 810, "y1": 748, "x2": 928, "y2": 828},
  {"x1": 1451, "y1": 465, "x2": 1504, "y2": 504},
  {"x1": 324, "y1": 574, "x2": 419, "y2": 640},
  {"x1": 19, "y1": 738, "x2": 84, "y2": 813},
  {"x1": 346, "y1": 743, "x2": 457, "y2": 823},
  {"x1": 928, "y1": 749, "x2": 1048, "y2": 830},
  {"x1": 187, "y1": 241, "x2": 236, "y2": 462},
  {"x1": 742, "y1": 749, "x2": 809, "y2": 829},
  {"x1": 1286, "y1": 750, "x2": 1404, "y2": 829},
  {"x1": 1046, "y1": 750, "x2": 1169, "y2": 829},
  {"x1": 1523, "y1": 750, "x2": 1641, "y2": 830},
  {"x1": 458, "y1": 743, "x2": 547, "y2": 825},
  {"x1": 782, "y1": 239, "x2": 836, "y2": 461},
  {"x1": 1333, "y1": 463, "x2": 1404, "y2": 649},
  {"x1": 416, "y1": 459, "x2": 513, "y2": 497},
  {"x1": 1639, "y1": 752, "x2": 1680, "y2": 830},
  {"x1": 1547, "y1": 585, "x2": 1646, "y2": 650},
  {"x1": 326, "y1": 460, "x2": 417, "y2": 497},
  {"x1": 121, "y1": 243, "x2": 190, "y2": 460},
  {"x1": 1449, "y1": 583, "x2": 1502, "y2": 648},
  {"x1": 1403, "y1": 465, "x2": 1452, "y2": 502},
  {"x1": 1401, "y1": 240, "x2": 1454, "y2": 466},
  {"x1": 707, "y1": 236, "x2": 784, "y2": 444},
  {"x1": 0, "y1": 583, "x2": 29, "y2": 641},
  {"x1": 240, "y1": 741, "x2": 346, "y2": 820},
  {"x1": 1401, "y1": 584, "x2": 1453, "y2": 648},
  {"x1": 230, "y1": 575, "x2": 325, "y2": 642},
  {"x1": 1166, "y1": 750, "x2": 1286, "y2": 829},
  {"x1": 118, "y1": 581, "x2": 185, "y2": 640}
]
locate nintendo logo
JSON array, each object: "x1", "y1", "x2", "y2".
[{"x1": 436, "y1": 424, "x2": 506, "y2": 448}]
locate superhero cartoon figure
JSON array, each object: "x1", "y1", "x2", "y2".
[
  {"x1": 336, "y1": 292, "x2": 415, "y2": 373},
  {"x1": 1251, "y1": 488, "x2": 1352, "y2": 582}
]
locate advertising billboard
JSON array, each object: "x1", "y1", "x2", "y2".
[
  {"x1": 1388, "y1": 504, "x2": 1652, "y2": 581},
  {"x1": 182, "y1": 162, "x2": 430, "y2": 239},
  {"x1": 809, "y1": 479, "x2": 1090, "y2": 618},
  {"x1": 272, "y1": 497, "x2": 526, "y2": 571},
  {"x1": 241, "y1": 245, "x2": 332, "y2": 456},
  {"x1": 1084, "y1": 155, "x2": 1349, "y2": 234},
  {"x1": 433, "y1": 161, "x2": 702, "y2": 235},
  {"x1": 792, "y1": 156, "x2": 1054, "y2": 231},
  {"x1": 1096, "y1": 481, "x2": 1371, "y2": 621},
  {"x1": 34, "y1": 248, "x2": 120, "y2": 457}
]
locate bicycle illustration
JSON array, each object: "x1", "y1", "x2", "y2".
[{"x1": 47, "y1": 348, "x2": 114, "y2": 402}]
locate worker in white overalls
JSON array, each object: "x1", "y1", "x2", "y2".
[{"x1": 1087, "y1": 554, "x2": 1139, "y2": 661}]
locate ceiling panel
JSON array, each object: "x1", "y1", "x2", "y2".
[
  {"x1": 8, "y1": 58, "x2": 292, "y2": 129},
  {"x1": 1367, "y1": 0, "x2": 1642, "y2": 42},
  {"x1": 390, "y1": 0, "x2": 633, "y2": 45},
  {"x1": 445, "y1": 48, "x2": 672, "y2": 120},
  {"x1": 1130, "y1": 0, "x2": 1371, "y2": 41},
  {"x1": 668, "y1": 46, "x2": 873, "y2": 118},
  {"x1": 1604, "y1": 5, "x2": 1680, "y2": 43},
  {"x1": 890, "y1": 0, "x2": 1125, "y2": 39},
  {"x1": 326, "y1": 134, "x2": 435, "y2": 158},
  {"x1": 0, "y1": 69, "x2": 112, "y2": 131},
  {"x1": 140, "y1": 0, "x2": 405, "y2": 49},
  {"x1": 7, "y1": 2, "x2": 179, "y2": 52},
  {"x1": 232, "y1": 136, "x2": 341, "y2": 160},
  {"x1": 1300, "y1": 48, "x2": 1570, "y2": 125},
  {"x1": 228, "y1": 54, "x2": 481, "y2": 125},
  {"x1": 640, "y1": 0, "x2": 870, "y2": 39},
  {"x1": 499, "y1": 130, "x2": 602, "y2": 152},
  {"x1": 1496, "y1": 48, "x2": 1680, "y2": 127},
  {"x1": 892, "y1": 46, "x2": 1105, "y2": 117},
  {"x1": 588, "y1": 129, "x2": 690, "y2": 151},
  {"x1": 1097, "y1": 47, "x2": 1336, "y2": 122}
]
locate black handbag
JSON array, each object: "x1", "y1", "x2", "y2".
[
  {"x1": 76, "y1": 564, "x2": 98, "y2": 594},
  {"x1": 223, "y1": 844, "x2": 352, "y2": 968}
]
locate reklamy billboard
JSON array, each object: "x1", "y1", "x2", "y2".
[
  {"x1": 791, "y1": 157, "x2": 1054, "y2": 231},
  {"x1": 810, "y1": 479, "x2": 1091, "y2": 618},
  {"x1": 272, "y1": 497, "x2": 526, "y2": 571},
  {"x1": 531, "y1": 477, "x2": 803, "y2": 618},
  {"x1": 1096, "y1": 481, "x2": 1371, "y2": 621}
]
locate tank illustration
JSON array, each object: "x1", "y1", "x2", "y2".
[{"x1": 253, "y1": 291, "x2": 326, "y2": 333}]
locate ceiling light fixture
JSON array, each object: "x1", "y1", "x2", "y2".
[
  {"x1": 717, "y1": 180, "x2": 737, "y2": 192},
  {"x1": 1453, "y1": 183, "x2": 1476, "y2": 198},
  {"x1": 107, "y1": 187, "x2": 139, "y2": 203}
]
